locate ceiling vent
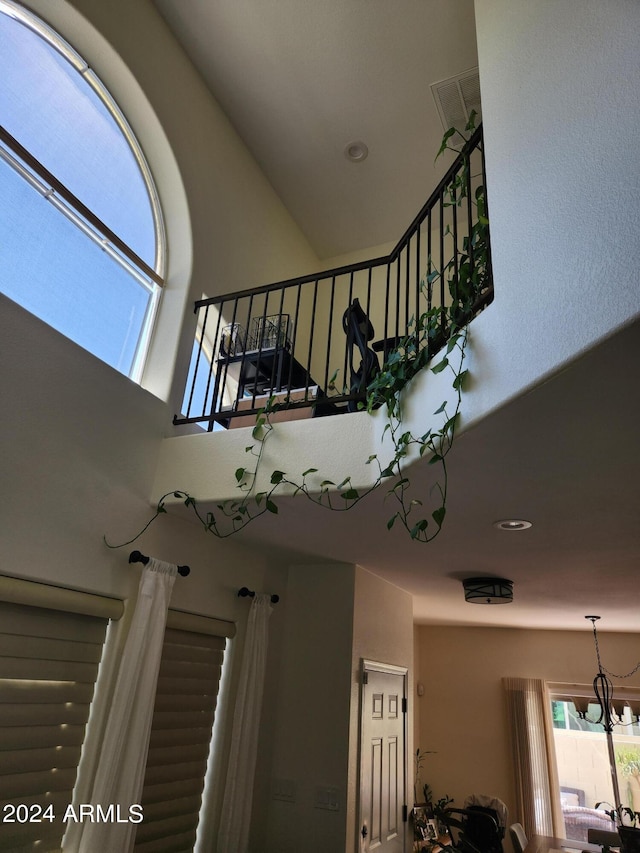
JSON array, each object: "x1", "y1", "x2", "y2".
[{"x1": 431, "y1": 68, "x2": 482, "y2": 144}]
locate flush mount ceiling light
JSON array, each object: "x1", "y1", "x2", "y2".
[
  {"x1": 462, "y1": 577, "x2": 513, "y2": 605},
  {"x1": 344, "y1": 140, "x2": 368, "y2": 162},
  {"x1": 493, "y1": 519, "x2": 532, "y2": 531}
]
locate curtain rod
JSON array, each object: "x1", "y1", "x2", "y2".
[
  {"x1": 238, "y1": 586, "x2": 279, "y2": 604},
  {"x1": 129, "y1": 550, "x2": 190, "y2": 577}
]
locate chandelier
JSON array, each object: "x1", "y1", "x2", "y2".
[{"x1": 575, "y1": 616, "x2": 640, "y2": 733}]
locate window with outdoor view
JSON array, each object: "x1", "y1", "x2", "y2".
[
  {"x1": 551, "y1": 694, "x2": 640, "y2": 842},
  {"x1": 0, "y1": 0, "x2": 165, "y2": 381}
]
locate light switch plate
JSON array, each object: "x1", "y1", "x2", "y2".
[
  {"x1": 272, "y1": 778, "x2": 296, "y2": 802},
  {"x1": 314, "y1": 785, "x2": 339, "y2": 811}
]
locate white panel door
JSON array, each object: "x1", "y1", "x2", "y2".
[{"x1": 359, "y1": 663, "x2": 407, "y2": 852}]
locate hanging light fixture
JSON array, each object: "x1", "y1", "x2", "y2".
[
  {"x1": 575, "y1": 616, "x2": 640, "y2": 807},
  {"x1": 462, "y1": 577, "x2": 513, "y2": 605},
  {"x1": 577, "y1": 616, "x2": 640, "y2": 733}
]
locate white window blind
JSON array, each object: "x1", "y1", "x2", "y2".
[
  {"x1": 133, "y1": 613, "x2": 232, "y2": 852},
  {"x1": 0, "y1": 599, "x2": 111, "y2": 853}
]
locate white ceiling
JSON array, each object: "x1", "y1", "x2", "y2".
[
  {"x1": 154, "y1": 0, "x2": 640, "y2": 633},
  {"x1": 153, "y1": 0, "x2": 480, "y2": 259},
  {"x1": 234, "y1": 319, "x2": 640, "y2": 632}
]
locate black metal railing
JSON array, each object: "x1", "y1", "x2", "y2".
[{"x1": 175, "y1": 126, "x2": 492, "y2": 430}]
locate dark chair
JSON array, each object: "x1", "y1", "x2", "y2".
[
  {"x1": 439, "y1": 807, "x2": 502, "y2": 853},
  {"x1": 465, "y1": 806, "x2": 505, "y2": 853},
  {"x1": 342, "y1": 298, "x2": 380, "y2": 412},
  {"x1": 509, "y1": 822, "x2": 528, "y2": 853},
  {"x1": 464, "y1": 794, "x2": 507, "y2": 853}
]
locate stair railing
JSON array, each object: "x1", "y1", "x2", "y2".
[{"x1": 174, "y1": 125, "x2": 492, "y2": 430}]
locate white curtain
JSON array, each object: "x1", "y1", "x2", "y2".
[
  {"x1": 217, "y1": 594, "x2": 273, "y2": 853},
  {"x1": 503, "y1": 677, "x2": 564, "y2": 840},
  {"x1": 70, "y1": 558, "x2": 177, "y2": 853}
]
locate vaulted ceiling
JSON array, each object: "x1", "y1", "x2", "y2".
[{"x1": 153, "y1": 0, "x2": 479, "y2": 259}]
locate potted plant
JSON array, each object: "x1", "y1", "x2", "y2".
[{"x1": 596, "y1": 802, "x2": 640, "y2": 853}]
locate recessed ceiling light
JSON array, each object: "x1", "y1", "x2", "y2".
[
  {"x1": 344, "y1": 140, "x2": 368, "y2": 162},
  {"x1": 493, "y1": 519, "x2": 532, "y2": 531}
]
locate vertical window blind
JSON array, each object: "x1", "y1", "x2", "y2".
[
  {"x1": 133, "y1": 612, "x2": 233, "y2": 852},
  {"x1": 0, "y1": 598, "x2": 113, "y2": 853}
]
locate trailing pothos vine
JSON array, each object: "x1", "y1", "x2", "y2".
[{"x1": 105, "y1": 116, "x2": 488, "y2": 549}]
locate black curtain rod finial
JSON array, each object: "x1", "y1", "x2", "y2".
[
  {"x1": 128, "y1": 550, "x2": 190, "y2": 577},
  {"x1": 129, "y1": 550, "x2": 148, "y2": 565},
  {"x1": 238, "y1": 586, "x2": 279, "y2": 604}
]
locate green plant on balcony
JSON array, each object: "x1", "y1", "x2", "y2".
[{"x1": 105, "y1": 117, "x2": 488, "y2": 549}]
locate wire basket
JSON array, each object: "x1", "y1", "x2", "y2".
[
  {"x1": 249, "y1": 314, "x2": 291, "y2": 350},
  {"x1": 220, "y1": 323, "x2": 247, "y2": 357}
]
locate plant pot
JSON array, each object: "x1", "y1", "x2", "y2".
[{"x1": 619, "y1": 826, "x2": 640, "y2": 853}]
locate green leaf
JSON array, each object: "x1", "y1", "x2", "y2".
[
  {"x1": 157, "y1": 504, "x2": 167, "y2": 514},
  {"x1": 387, "y1": 513, "x2": 399, "y2": 530},
  {"x1": 446, "y1": 335, "x2": 461, "y2": 354},
  {"x1": 270, "y1": 470, "x2": 285, "y2": 484},
  {"x1": 431, "y1": 358, "x2": 449, "y2": 374},
  {"x1": 342, "y1": 488, "x2": 360, "y2": 501},
  {"x1": 235, "y1": 467, "x2": 246, "y2": 483},
  {"x1": 452, "y1": 369, "x2": 469, "y2": 391},
  {"x1": 433, "y1": 401, "x2": 447, "y2": 415},
  {"x1": 302, "y1": 468, "x2": 318, "y2": 477},
  {"x1": 337, "y1": 477, "x2": 351, "y2": 489},
  {"x1": 465, "y1": 109, "x2": 478, "y2": 132},
  {"x1": 432, "y1": 506, "x2": 446, "y2": 527},
  {"x1": 266, "y1": 499, "x2": 278, "y2": 514},
  {"x1": 435, "y1": 127, "x2": 457, "y2": 160},
  {"x1": 410, "y1": 519, "x2": 428, "y2": 539},
  {"x1": 320, "y1": 479, "x2": 335, "y2": 488}
]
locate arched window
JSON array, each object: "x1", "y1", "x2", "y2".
[{"x1": 0, "y1": 0, "x2": 165, "y2": 381}]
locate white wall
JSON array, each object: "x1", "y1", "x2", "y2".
[
  {"x1": 0, "y1": 296, "x2": 282, "y2": 844},
  {"x1": 262, "y1": 561, "x2": 355, "y2": 853},
  {"x1": 471, "y1": 0, "x2": 640, "y2": 400},
  {"x1": 348, "y1": 567, "x2": 415, "y2": 853},
  {"x1": 259, "y1": 562, "x2": 414, "y2": 853}
]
